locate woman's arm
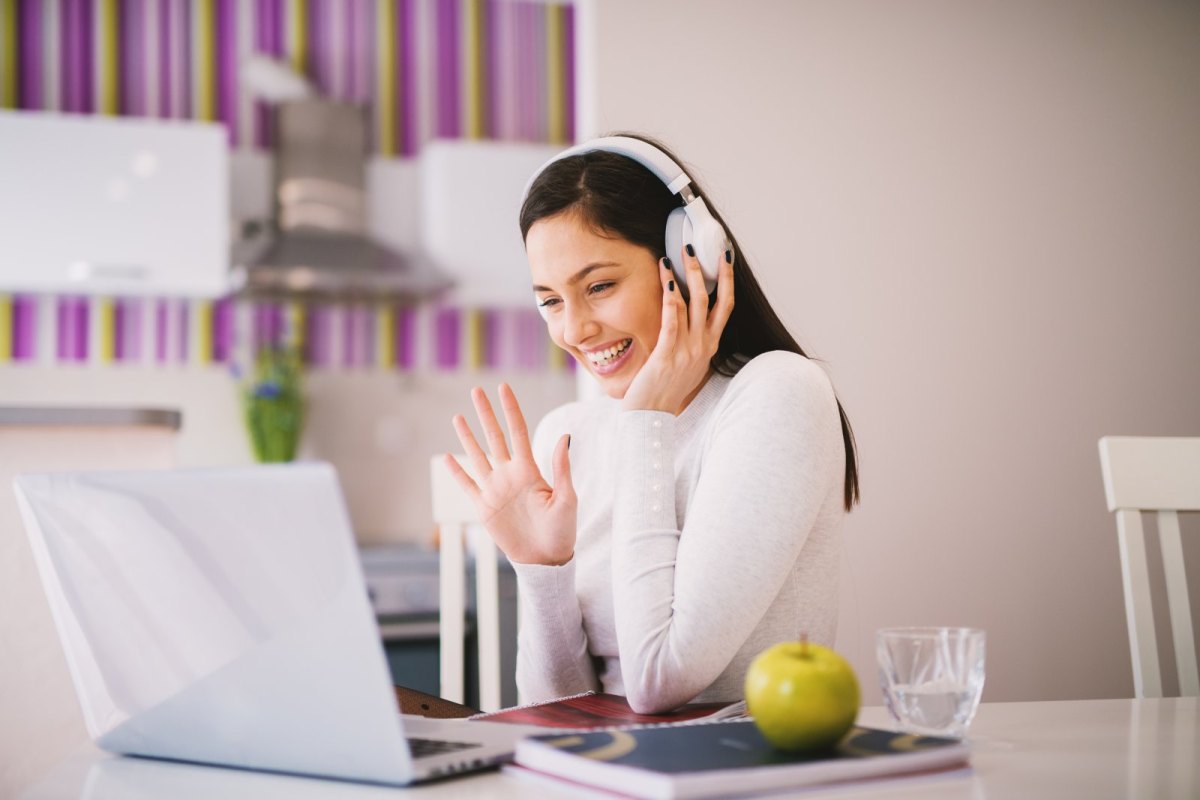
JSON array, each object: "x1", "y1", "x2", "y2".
[
  {"x1": 611, "y1": 353, "x2": 843, "y2": 713},
  {"x1": 512, "y1": 559, "x2": 599, "y2": 702},
  {"x1": 510, "y1": 405, "x2": 600, "y2": 703}
]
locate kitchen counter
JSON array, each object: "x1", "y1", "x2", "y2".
[{"x1": 0, "y1": 406, "x2": 181, "y2": 428}]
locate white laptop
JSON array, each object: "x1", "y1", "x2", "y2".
[{"x1": 13, "y1": 462, "x2": 539, "y2": 785}]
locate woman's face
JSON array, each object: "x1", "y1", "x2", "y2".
[{"x1": 526, "y1": 210, "x2": 664, "y2": 399}]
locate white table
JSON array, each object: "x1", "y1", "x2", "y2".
[{"x1": 21, "y1": 698, "x2": 1200, "y2": 799}]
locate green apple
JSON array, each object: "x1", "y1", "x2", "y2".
[{"x1": 744, "y1": 640, "x2": 860, "y2": 751}]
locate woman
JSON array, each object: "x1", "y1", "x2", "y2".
[{"x1": 446, "y1": 133, "x2": 858, "y2": 714}]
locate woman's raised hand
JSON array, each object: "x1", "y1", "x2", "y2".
[
  {"x1": 445, "y1": 383, "x2": 576, "y2": 566},
  {"x1": 621, "y1": 244, "x2": 736, "y2": 415}
]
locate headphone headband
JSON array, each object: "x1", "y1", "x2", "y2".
[
  {"x1": 523, "y1": 135, "x2": 726, "y2": 300},
  {"x1": 522, "y1": 136, "x2": 695, "y2": 202}
]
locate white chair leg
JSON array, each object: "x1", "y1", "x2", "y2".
[
  {"x1": 472, "y1": 527, "x2": 502, "y2": 712},
  {"x1": 1116, "y1": 509, "x2": 1162, "y2": 698},
  {"x1": 439, "y1": 523, "x2": 466, "y2": 705},
  {"x1": 1157, "y1": 510, "x2": 1199, "y2": 696}
]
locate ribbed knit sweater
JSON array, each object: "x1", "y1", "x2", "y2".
[{"x1": 511, "y1": 350, "x2": 846, "y2": 714}]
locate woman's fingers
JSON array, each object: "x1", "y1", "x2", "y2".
[
  {"x1": 498, "y1": 383, "x2": 534, "y2": 461},
  {"x1": 707, "y1": 246, "x2": 736, "y2": 338},
  {"x1": 443, "y1": 453, "x2": 482, "y2": 501},
  {"x1": 452, "y1": 413, "x2": 493, "y2": 478},
  {"x1": 471, "y1": 386, "x2": 511, "y2": 462},
  {"x1": 551, "y1": 433, "x2": 575, "y2": 504},
  {"x1": 682, "y1": 244, "x2": 709, "y2": 335},
  {"x1": 656, "y1": 259, "x2": 682, "y2": 356}
]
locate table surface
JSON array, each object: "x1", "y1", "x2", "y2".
[{"x1": 21, "y1": 698, "x2": 1200, "y2": 800}]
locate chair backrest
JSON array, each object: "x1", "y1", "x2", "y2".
[
  {"x1": 1098, "y1": 436, "x2": 1200, "y2": 698},
  {"x1": 429, "y1": 455, "x2": 505, "y2": 712}
]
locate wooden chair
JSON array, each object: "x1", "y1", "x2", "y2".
[
  {"x1": 429, "y1": 455, "x2": 505, "y2": 712},
  {"x1": 1098, "y1": 436, "x2": 1200, "y2": 698}
]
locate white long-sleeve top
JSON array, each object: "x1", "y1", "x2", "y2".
[{"x1": 512, "y1": 350, "x2": 846, "y2": 714}]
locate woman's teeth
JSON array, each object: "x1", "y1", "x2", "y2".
[{"x1": 587, "y1": 339, "x2": 631, "y2": 367}]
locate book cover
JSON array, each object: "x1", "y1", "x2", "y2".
[
  {"x1": 470, "y1": 691, "x2": 733, "y2": 730},
  {"x1": 514, "y1": 721, "x2": 971, "y2": 800}
]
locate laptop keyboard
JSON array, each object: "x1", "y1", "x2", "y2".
[{"x1": 407, "y1": 736, "x2": 482, "y2": 759}]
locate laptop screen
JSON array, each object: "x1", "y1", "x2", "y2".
[{"x1": 15, "y1": 463, "x2": 415, "y2": 783}]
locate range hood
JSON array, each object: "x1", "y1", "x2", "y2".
[{"x1": 233, "y1": 99, "x2": 452, "y2": 303}]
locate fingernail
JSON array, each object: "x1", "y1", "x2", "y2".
[
  {"x1": 685, "y1": 243, "x2": 695, "y2": 258},
  {"x1": 725, "y1": 249, "x2": 733, "y2": 264},
  {"x1": 663, "y1": 257, "x2": 673, "y2": 270},
  {"x1": 567, "y1": 435, "x2": 572, "y2": 450},
  {"x1": 668, "y1": 280, "x2": 675, "y2": 292}
]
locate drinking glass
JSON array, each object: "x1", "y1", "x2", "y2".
[{"x1": 876, "y1": 627, "x2": 986, "y2": 739}]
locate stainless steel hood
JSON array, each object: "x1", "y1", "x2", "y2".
[{"x1": 233, "y1": 99, "x2": 452, "y2": 303}]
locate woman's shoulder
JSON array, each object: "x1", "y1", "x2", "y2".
[
  {"x1": 707, "y1": 351, "x2": 841, "y2": 438},
  {"x1": 708, "y1": 351, "x2": 843, "y2": 454},
  {"x1": 726, "y1": 351, "x2": 837, "y2": 403}
]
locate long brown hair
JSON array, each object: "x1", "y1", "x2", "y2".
[{"x1": 520, "y1": 132, "x2": 860, "y2": 510}]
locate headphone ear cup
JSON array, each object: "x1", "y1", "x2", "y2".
[
  {"x1": 664, "y1": 207, "x2": 690, "y2": 300},
  {"x1": 684, "y1": 202, "x2": 725, "y2": 295}
]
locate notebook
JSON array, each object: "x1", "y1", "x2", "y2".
[
  {"x1": 472, "y1": 690, "x2": 743, "y2": 730},
  {"x1": 13, "y1": 462, "x2": 543, "y2": 785},
  {"x1": 512, "y1": 720, "x2": 972, "y2": 799}
]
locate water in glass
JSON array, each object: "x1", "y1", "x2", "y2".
[{"x1": 877, "y1": 627, "x2": 985, "y2": 739}]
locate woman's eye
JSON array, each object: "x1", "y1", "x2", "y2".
[{"x1": 536, "y1": 283, "x2": 610, "y2": 308}]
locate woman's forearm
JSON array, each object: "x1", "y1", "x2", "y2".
[{"x1": 512, "y1": 559, "x2": 599, "y2": 703}]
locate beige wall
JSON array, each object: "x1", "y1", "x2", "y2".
[{"x1": 584, "y1": 0, "x2": 1200, "y2": 702}]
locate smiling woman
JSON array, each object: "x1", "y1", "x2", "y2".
[
  {"x1": 446, "y1": 133, "x2": 859, "y2": 714},
  {"x1": 527, "y1": 213, "x2": 668, "y2": 399}
]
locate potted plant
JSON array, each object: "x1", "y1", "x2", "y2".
[{"x1": 241, "y1": 346, "x2": 305, "y2": 463}]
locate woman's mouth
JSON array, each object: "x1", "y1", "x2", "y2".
[{"x1": 585, "y1": 338, "x2": 633, "y2": 376}]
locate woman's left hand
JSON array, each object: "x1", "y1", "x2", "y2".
[{"x1": 621, "y1": 244, "x2": 735, "y2": 414}]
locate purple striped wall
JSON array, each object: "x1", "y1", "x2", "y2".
[
  {"x1": 396, "y1": 307, "x2": 416, "y2": 369},
  {"x1": 484, "y1": 0, "x2": 498, "y2": 139},
  {"x1": 216, "y1": 0, "x2": 238, "y2": 144},
  {"x1": 5, "y1": 0, "x2": 574, "y2": 152},
  {"x1": 154, "y1": 299, "x2": 168, "y2": 363},
  {"x1": 158, "y1": 0, "x2": 171, "y2": 118},
  {"x1": 17, "y1": 1, "x2": 41, "y2": 110},
  {"x1": 176, "y1": 300, "x2": 189, "y2": 362},
  {"x1": 12, "y1": 297, "x2": 37, "y2": 361},
  {"x1": 119, "y1": 0, "x2": 140, "y2": 115},
  {"x1": 563, "y1": 4, "x2": 576, "y2": 142},
  {"x1": 436, "y1": 0, "x2": 459, "y2": 139},
  {"x1": 62, "y1": 0, "x2": 93, "y2": 113},
  {"x1": 398, "y1": 0, "x2": 416, "y2": 156},
  {"x1": 1, "y1": 294, "x2": 565, "y2": 373},
  {"x1": 213, "y1": 298, "x2": 234, "y2": 362}
]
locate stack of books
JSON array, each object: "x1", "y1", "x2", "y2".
[{"x1": 470, "y1": 692, "x2": 972, "y2": 799}]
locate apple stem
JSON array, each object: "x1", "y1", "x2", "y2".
[{"x1": 800, "y1": 632, "x2": 809, "y2": 656}]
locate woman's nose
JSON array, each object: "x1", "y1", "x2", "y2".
[{"x1": 561, "y1": 302, "x2": 598, "y2": 346}]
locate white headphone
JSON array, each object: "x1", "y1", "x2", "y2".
[{"x1": 523, "y1": 136, "x2": 729, "y2": 298}]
